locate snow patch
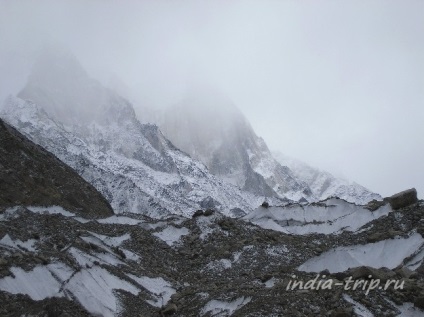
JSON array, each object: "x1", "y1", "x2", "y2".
[
  {"x1": 0, "y1": 234, "x2": 37, "y2": 252},
  {"x1": 27, "y1": 206, "x2": 75, "y2": 217},
  {"x1": 97, "y1": 215, "x2": 143, "y2": 225},
  {"x1": 264, "y1": 277, "x2": 277, "y2": 288},
  {"x1": 245, "y1": 198, "x2": 391, "y2": 235},
  {"x1": 127, "y1": 274, "x2": 176, "y2": 307},
  {"x1": 153, "y1": 226, "x2": 189, "y2": 246},
  {"x1": 0, "y1": 266, "x2": 63, "y2": 300},
  {"x1": 0, "y1": 263, "x2": 141, "y2": 317},
  {"x1": 298, "y1": 233, "x2": 424, "y2": 273},
  {"x1": 87, "y1": 231, "x2": 131, "y2": 247},
  {"x1": 201, "y1": 296, "x2": 251, "y2": 316},
  {"x1": 66, "y1": 266, "x2": 139, "y2": 317},
  {"x1": 68, "y1": 247, "x2": 124, "y2": 267}
]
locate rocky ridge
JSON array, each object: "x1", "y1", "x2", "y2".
[
  {"x1": 0, "y1": 50, "x2": 270, "y2": 218},
  {"x1": 0, "y1": 118, "x2": 113, "y2": 218}
]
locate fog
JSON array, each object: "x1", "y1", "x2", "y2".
[{"x1": 0, "y1": 0, "x2": 423, "y2": 197}]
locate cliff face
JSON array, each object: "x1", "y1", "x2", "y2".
[
  {"x1": 0, "y1": 118, "x2": 114, "y2": 218},
  {"x1": 1, "y1": 50, "x2": 259, "y2": 218},
  {"x1": 159, "y1": 88, "x2": 313, "y2": 201}
]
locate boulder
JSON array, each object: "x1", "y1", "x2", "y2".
[
  {"x1": 204, "y1": 209, "x2": 214, "y2": 216},
  {"x1": 365, "y1": 199, "x2": 387, "y2": 211},
  {"x1": 348, "y1": 266, "x2": 396, "y2": 281},
  {"x1": 385, "y1": 188, "x2": 418, "y2": 210},
  {"x1": 161, "y1": 303, "x2": 177, "y2": 316},
  {"x1": 414, "y1": 296, "x2": 424, "y2": 309},
  {"x1": 192, "y1": 210, "x2": 204, "y2": 218},
  {"x1": 396, "y1": 266, "x2": 416, "y2": 279}
]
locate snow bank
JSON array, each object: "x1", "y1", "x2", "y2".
[
  {"x1": 27, "y1": 206, "x2": 75, "y2": 217},
  {"x1": 201, "y1": 296, "x2": 251, "y2": 316},
  {"x1": 127, "y1": 274, "x2": 176, "y2": 307},
  {"x1": 0, "y1": 266, "x2": 63, "y2": 300},
  {"x1": 87, "y1": 231, "x2": 131, "y2": 247},
  {"x1": 298, "y1": 233, "x2": 424, "y2": 273},
  {"x1": 0, "y1": 234, "x2": 37, "y2": 252},
  {"x1": 97, "y1": 215, "x2": 143, "y2": 225},
  {"x1": 0, "y1": 263, "x2": 141, "y2": 317},
  {"x1": 153, "y1": 226, "x2": 189, "y2": 246},
  {"x1": 244, "y1": 198, "x2": 391, "y2": 235},
  {"x1": 68, "y1": 247, "x2": 125, "y2": 267},
  {"x1": 66, "y1": 266, "x2": 139, "y2": 317}
]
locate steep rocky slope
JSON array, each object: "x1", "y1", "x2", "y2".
[
  {"x1": 1, "y1": 51, "x2": 263, "y2": 218},
  {"x1": 1, "y1": 121, "x2": 422, "y2": 316},
  {"x1": 159, "y1": 87, "x2": 313, "y2": 202},
  {"x1": 0, "y1": 118, "x2": 113, "y2": 218}
]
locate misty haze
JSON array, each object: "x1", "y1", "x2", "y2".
[{"x1": 0, "y1": 1, "x2": 424, "y2": 316}]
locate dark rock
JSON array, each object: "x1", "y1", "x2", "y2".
[
  {"x1": 348, "y1": 266, "x2": 396, "y2": 281},
  {"x1": 367, "y1": 232, "x2": 386, "y2": 243},
  {"x1": 0, "y1": 118, "x2": 114, "y2": 218},
  {"x1": 204, "y1": 209, "x2": 214, "y2": 216},
  {"x1": 200, "y1": 196, "x2": 220, "y2": 209},
  {"x1": 161, "y1": 303, "x2": 177, "y2": 315},
  {"x1": 365, "y1": 199, "x2": 387, "y2": 211},
  {"x1": 261, "y1": 201, "x2": 269, "y2": 208},
  {"x1": 192, "y1": 210, "x2": 204, "y2": 218},
  {"x1": 385, "y1": 188, "x2": 418, "y2": 210},
  {"x1": 330, "y1": 308, "x2": 352, "y2": 317},
  {"x1": 230, "y1": 207, "x2": 246, "y2": 217},
  {"x1": 414, "y1": 296, "x2": 424, "y2": 309},
  {"x1": 396, "y1": 266, "x2": 416, "y2": 279}
]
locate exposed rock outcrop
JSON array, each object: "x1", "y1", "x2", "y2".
[
  {"x1": 0, "y1": 118, "x2": 113, "y2": 218},
  {"x1": 385, "y1": 188, "x2": 418, "y2": 210}
]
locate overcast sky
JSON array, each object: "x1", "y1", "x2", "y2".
[{"x1": 0, "y1": 0, "x2": 423, "y2": 197}]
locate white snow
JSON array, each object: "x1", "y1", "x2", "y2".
[
  {"x1": 122, "y1": 249, "x2": 141, "y2": 262},
  {"x1": 127, "y1": 274, "x2": 176, "y2": 307},
  {"x1": 73, "y1": 217, "x2": 91, "y2": 223},
  {"x1": 27, "y1": 206, "x2": 75, "y2": 217},
  {"x1": 264, "y1": 277, "x2": 277, "y2": 288},
  {"x1": 298, "y1": 233, "x2": 424, "y2": 273},
  {"x1": 68, "y1": 247, "x2": 125, "y2": 267},
  {"x1": 273, "y1": 151, "x2": 381, "y2": 204},
  {"x1": 201, "y1": 296, "x2": 251, "y2": 316},
  {"x1": 385, "y1": 299, "x2": 424, "y2": 317},
  {"x1": 0, "y1": 266, "x2": 63, "y2": 300},
  {"x1": 47, "y1": 262, "x2": 74, "y2": 282},
  {"x1": 394, "y1": 302, "x2": 424, "y2": 316},
  {"x1": 405, "y1": 245, "x2": 424, "y2": 270},
  {"x1": 66, "y1": 266, "x2": 139, "y2": 317},
  {"x1": 244, "y1": 198, "x2": 392, "y2": 235},
  {"x1": 0, "y1": 234, "x2": 37, "y2": 252},
  {"x1": 97, "y1": 215, "x2": 143, "y2": 225},
  {"x1": 196, "y1": 216, "x2": 216, "y2": 240},
  {"x1": 343, "y1": 294, "x2": 374, "y2": 317},
  {"x1": 153, "y1": 226, "x2": 189, "y2": 246},
  {"x1": 2, "y1": 94, "x2": 261, "y2": 219},
  {"x1": 87, "y1": 231, "x2": 131, "y2": 247},
  {"x1": 0, "y1": 262, "x2": 141, "y2": 317}
]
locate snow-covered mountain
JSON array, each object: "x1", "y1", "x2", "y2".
[
  {"x1": 2, "y1": 79, "x2": 423, "y2": 316},
  {"x1": 273, "y1": 152, "x2": 381, "y2": 204},
  {"x1": 1, "y1": 51, "x2": 263, "y2": 218},
  {"x1": 158, "y1": 86, "x2": 313, "y2": 202}
]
